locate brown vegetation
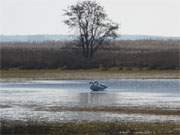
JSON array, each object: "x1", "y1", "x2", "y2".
[
  {"x1": 1, "y1": 69, "x2": 179, "y2": 79},
  {"x1": 0, "y1": 40, "x2": 179, "y2": 69},
  {"x1": 35, "y1": 106, "x2": 180, "y2": 116},
  {"x1": 1, "y1": 120, "x2": 180, "y2": 135}
]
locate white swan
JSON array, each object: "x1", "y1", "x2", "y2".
[{"x1": 89, "y1": 81, "x2": 107, "y2": 91}]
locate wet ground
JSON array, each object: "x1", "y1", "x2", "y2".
[{"x1": 0, "y1": 79, "x2": 180, "y2": 123}]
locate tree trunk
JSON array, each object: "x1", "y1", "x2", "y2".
[
  {"x1": 90, "y1": 44, "x2": 93, "y2": 57},
  {"x1": 86, "y1": 44, "x2": 89, "y2": 58},
  {"x1": 82, "y1": 44, "x2": 86, "y2": 57}
]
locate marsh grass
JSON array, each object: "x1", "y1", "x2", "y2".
[
  {"x1": 1, "y1": 40, "x2": 179, "y2": 69},
  {"x1": 0, "y1": 69, "x2": 179, "y2": 80},
  {"x1": 1, "y1": 120, "x2": 180, "y2": 135}
]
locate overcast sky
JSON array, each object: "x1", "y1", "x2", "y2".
[{"x1": 0, "y1": 0, "x2": 180, "y2": 36}]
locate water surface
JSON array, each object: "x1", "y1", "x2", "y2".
[{"x1": 0, "y1": 79, "x2": 180, "y2": 123}]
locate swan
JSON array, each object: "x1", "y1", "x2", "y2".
[{"x1": 89, "y1": 81, "x2": 108, "y2": 91}]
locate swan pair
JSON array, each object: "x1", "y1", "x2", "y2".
[{"x1": 89, "y1": 81, "x2": 107, "y2": 91}]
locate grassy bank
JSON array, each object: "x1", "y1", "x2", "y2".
[
  {"x1": 0, "y1": 69, "x2": 179, "y2": 80},
  {"x1": 1, "y1": 120, "x2": 180, "y2": 135}
]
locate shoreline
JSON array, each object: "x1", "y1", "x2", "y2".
[{"x1": 0, "y1": 69, "x2": 179, "y2": 80}]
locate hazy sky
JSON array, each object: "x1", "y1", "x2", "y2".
[{"x1": 0, "y1": 0, "x2": 180, "y2": 36}]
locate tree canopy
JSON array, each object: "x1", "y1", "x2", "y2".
[{"x1": 64, "y1": 0, "x2": 119, "y2": 57}]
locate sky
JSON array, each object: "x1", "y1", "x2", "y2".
[{"x1": 0, "y1": 0, "x2": 180, "y2": 36}]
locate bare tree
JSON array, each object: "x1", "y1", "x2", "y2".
[{"x1": 64, "y1": 0, "x2": 119, "y2": 58}]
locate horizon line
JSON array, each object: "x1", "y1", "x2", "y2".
[{"x1": 0, "y1": 34, "x2": 180, "y2": 38}]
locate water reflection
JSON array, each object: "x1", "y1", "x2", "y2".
[
  {"x1": 1, "y1": 79, "x2": 179, "y2": 93},
  {"x1": 78, "y1": 92, "x2": 116, "y2": 106},
  {"x1": 0, "y1": 79, "x2": 180, "y2": 108}
]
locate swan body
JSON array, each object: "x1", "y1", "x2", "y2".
[{"x1": 89, "y1": 81, "x2": 107, "y2": 91}]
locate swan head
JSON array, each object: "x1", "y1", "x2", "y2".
[
  {"x1": 89, "y1": 81, "x2": 94, "y2": 85},
  {"x1": 94, "y1": 81, "x2": 99, "y2": 85},
  {"x1": 89, "y1": 81, "x2": 99, "y2": 85}
]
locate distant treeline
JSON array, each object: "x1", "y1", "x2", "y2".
[{"x1": 0, "y1": 40, "x2": 179, "y2": 69}]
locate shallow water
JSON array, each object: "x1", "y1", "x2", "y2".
[{"x1": 0, "y1": 79, "x2": 180, "y2": 123}]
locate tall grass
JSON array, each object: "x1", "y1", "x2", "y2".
[{"x1": 0, "y1": 40, "x2": 179, "y2": 69}]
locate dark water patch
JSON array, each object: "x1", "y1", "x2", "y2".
[{"x1": 0, "y1": 105, "x2": 12, "y2": 108}]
